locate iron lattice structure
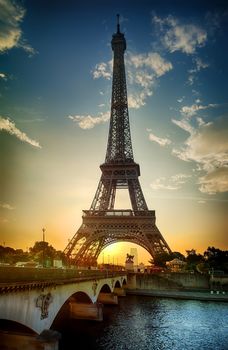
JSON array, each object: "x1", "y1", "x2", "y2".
[{"x1": 64, "y1": 16, "x2": 171, "y2": 266}]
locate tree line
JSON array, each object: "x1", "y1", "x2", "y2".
[
  {"x1": 149, "y1": 247, "x2": 228, "y2": 273},
  {"x1": 0, "y1": 241, "x2": 68, "y2": 267},
  {"x1": 0, "y1": 243, "x2": 227, "y2": 273}
]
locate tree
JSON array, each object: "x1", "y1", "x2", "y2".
[
  {"x1": 185, "y1": 249, "x2": 204, "y2": 271},
  {"x1": 29, "y1": 241, "x2": 57, "y2": 267},
  {"x1": 148, "y1": 252, "x2": 172, "y2": 268},
  {"x1": 204, "y1": 247, "x2": 228, "y2": 273},
  {"x1": 148, "y1": 251, "x2": 186, "y2": 268},
  {"x1": 0, "y1": 246, "x2": 29, "y2": 264},
  {"x1": 170, "y1": 251, "x2": 186, "y2": 261}
]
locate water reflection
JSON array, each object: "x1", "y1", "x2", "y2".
[{"x1": 57, "y1": 296, "x2": 228, "y2": 350}]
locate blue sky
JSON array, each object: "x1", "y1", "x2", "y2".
[{"x1": 0, "y1": 0, "x2": 227, "y2": 263}]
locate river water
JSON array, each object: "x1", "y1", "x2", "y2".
[{"x1": 58, "y1": 295, "x2": 228, "y2": 350}]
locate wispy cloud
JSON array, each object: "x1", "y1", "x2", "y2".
[
  {"x1": 0, "y1": 202, "x2": 14, "y2": 210},
  {"x1": 172, "y1": 118, "x2": 194, "y2": 134},
  {"x1": 128, "y1": 52, "x2": 172, "y2": 77},
  {"x1": 177, "y1": 96, "x2": 185, "y2": 103},
  {"x1": 68, "y1": 111, "x2": 110, "y2": 129},
  {"x1": 198, "y1": 167, "x2": 228, "y2": 195},
  {"x1": 0, "y1": 116, "x2": 41, "y2": 148},
  {"x1": 0, "y1": 0, "x2": 35, "y2": 54},
  {"x1": 147, "y1": 129, "x2": 171, "y2": 146},
  {"x1": 92, "y1": 51, "x2": 172, "y2": 110},
  {"x1": 126, "y1": 52, "x2": 172, "y2": 109},
  {"x1": 152, "y1": 14, "x2": 207, "y2": 54},
  {"x1": 172, "y1": 112, "x2": 228, "y2": 194},
  {"x1": 188, "y1": 57, "x2": 209, "y2": 85},
  {"x1": 179, "y1": 103, "x2": 218, "y2": 118},
  {"x1": 0, "y1": 72, "x2": 7, "y2": 80},
  {"x1": 150, "y1": 173, "x2": 191, "y2": 190},
  {"x1": 93, "y1": 61, "x2": 112, "y2": 80}
]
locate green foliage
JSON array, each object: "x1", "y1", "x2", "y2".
[
  {"x1": 149, "y1": 252, "x2": 172, "y2": 267},
  {"x1": 185, "y1": 249, "x2": 204, "y2": 271},
  {"x1": 0, "y1": 245, "x2": 29, "y2": 264},
  {"x1": 149, "y1": 251, "x2": 186, "y2": 268},
  {"x1": 170, "y1": 251, "x2": 186, "y2": 261},
  {"x1": 29, "y1": 241, "x2": 65, "y2": 266},
  {"x1": 0, "y1": 241, "x2": 68, "y2": 267},
  {"x1": 204, "y1": 247, "x2": 228, "y2": 273}
]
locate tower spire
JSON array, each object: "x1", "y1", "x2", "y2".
[{"x1": 117, "y1": 14, "x2": 120, "y2": 33}]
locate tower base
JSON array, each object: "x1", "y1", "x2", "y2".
[{"x1": 65, "y1": 210, "x2": 171, "y2": 266}]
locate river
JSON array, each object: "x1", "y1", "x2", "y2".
[{"x1": 57, "y1": 295, "x2": 228, "y2": 350}]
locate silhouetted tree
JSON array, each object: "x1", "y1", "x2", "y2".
[
  {"x1": 148, "y1": 252, "x2": 172, "y2": 267},
  {"x1": 29, "y1": 241, "x2": 56, "y2": 267},
  {"x1": 185, "y1": 249, "x2": 204, "y2": 271},
  {"x1": 0, "y1": 246, "x2": 29, "y2": 264},
  {"x1": 204, "y1": 247, "x2": 228, "y2": 273}
]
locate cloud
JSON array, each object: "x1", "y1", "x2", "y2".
[
  {"x1": 0, "y1": 0, "x2": 35, "y2": 54},
  {"x1": 0, "y1": 72, "x2": 7, "y2": 80},
  {"x1": 177, "y1": 96, "x2": 185, "y2": 103},
  {"x1": 128, "y1": 52, "x2": 173, "y2": 77},
  {"x1": 179, "y1": 103, "x2": 218, "y2": 118},
  {"x1": 93, "y1": 61, "x2": 112, "y2": 80},
  {"x1": 193, "y1": 57, "x2": 209, "y2": 72},
  {"x1": 150, "y1": 173, "x2": 191, "y2": 190},
  {"x1": 127, "y1": 52, "x2": 172, "y2": 108},
  {"x1": 92, "y1": 51, "x2": 172, "y2": 110},
  {"x1": 128, "y1": 89, "x2": 153, "y2": 109},
  {"x1": 198, "y1": 167, "x2": 228, "y2": 194},
  {"x1": 172, "y1": 119, "x2": 194, "y2": 134},
  {"x1": 0, "y1": 202, "x2": 14, "y2": 210},
  {"x1": 172, "y1": 115, "x2": 228, "y2": 194},
  {"x1": 188, "y1": 57, "x2": 209, "y2": 85},
  {"x1": 152, "y1": 14, "x2": 207, "y2": 54},
  {"x1": 0, "y1": 217, "x2": 9, "y2": 224},
  {"x1": 148, "y1": 130, "x2": 171, "y2": 146},
  {"x1": 68, "y1": 111, "x2": 110, "y2": 129},
  {"x1": 0, "y1": 116, "x2": 41, "y2": 148}
]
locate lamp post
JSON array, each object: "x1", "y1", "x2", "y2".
[{"x1": 42, "y1": 228, "x2": 45, "y2": 268}]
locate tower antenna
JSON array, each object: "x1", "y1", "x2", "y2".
[{"x1": 117, "y1": 14, "x2": 120, "y2": 33}]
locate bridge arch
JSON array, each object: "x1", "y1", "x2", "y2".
[
  {"x1": 114, "y1": 280, "x2": 121, "y2": 288},
  {"x1": 0, "y1": 319, "x2": 36, "y2": 335},
  {"x1": 98, "y1": 283, "x2": 112, "y2": 294},
  {"x1": 70, "y1": 291, "x2": 93, "y2": 303}
]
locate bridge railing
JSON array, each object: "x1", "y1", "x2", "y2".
[
  {"x1": 0, "y1": 266, "x2": 126, "y2": 284},
  {"x1": 83, "y1": 210, "x2": 155, "y2": 217}
]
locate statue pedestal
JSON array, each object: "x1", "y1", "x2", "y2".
[{"x1": 125, "y1": 261, "x2": 134, "y2": 271}]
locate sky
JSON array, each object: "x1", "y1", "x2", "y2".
[{"x1": 0, "y1": 0, "x2": 227, "y2": 265}]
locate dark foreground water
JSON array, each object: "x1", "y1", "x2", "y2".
[{"x1": 57, "y1": 295, "x2": 228, "y2": 350}]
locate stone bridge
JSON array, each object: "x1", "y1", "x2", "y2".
[{"x1": 0, "y1": 267, "x2": 127, "y2": 349}]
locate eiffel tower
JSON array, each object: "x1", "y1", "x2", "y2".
[{"x1": 64, "y1": 15, "x2": 171, "y2": 266}]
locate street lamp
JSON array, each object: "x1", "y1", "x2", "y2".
[{"x1": 42, "y1": 228, "x2": 46, "y2": 268}]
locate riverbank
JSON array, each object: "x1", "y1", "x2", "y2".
[{"x1": 126, "y1": 289, "x2": 228, "y2": 302}]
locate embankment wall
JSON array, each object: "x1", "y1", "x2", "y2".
[{"x1": 127, "y1": 272, "x2": 210, "y2": 291}]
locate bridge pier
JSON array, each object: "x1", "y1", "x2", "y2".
[
  {"x1": 69, "y1": 301, "x2": 103, "y2": 321},
  {"x1": 98, "y1": 292, "x2": 118, "y2": 305},
  {"x1": 0, "y1": 329, "x2": 60, "y2": 350},
  {"x1": 113, "y1": 287, "x2": 126, "y2": 296}
]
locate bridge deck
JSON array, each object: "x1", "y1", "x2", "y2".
[{"x1": 0, "y1": 266, "x2": 126, "y2": 293}]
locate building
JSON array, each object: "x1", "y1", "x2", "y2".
[{"x1": 130, "y1": 247, "x2": 138, "y2": 266}]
